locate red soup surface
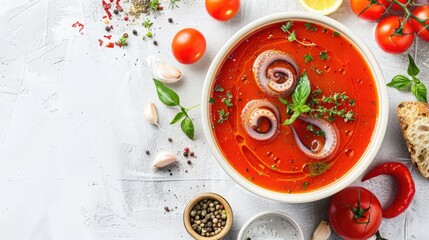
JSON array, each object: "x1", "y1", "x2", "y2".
[{"x1": 209, "y1": 21, "x2": 379, "y2": 193}]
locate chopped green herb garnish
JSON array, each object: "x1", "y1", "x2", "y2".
[
  {"x1": 302, "y1": 181, "x2": 309, "y2": 190},
  {"x1": 169, "y1": 0, "x2": 180, "y2": 9},
  {"x1": 150, "y1": 0, "x2": 161, "y2": 11},
  {"x1": 320, "y1": 51, "x2": 330, "y2": 60},
  {"x1": 214, "y1": 85, "x2": 224, "y2": 92},
  {"x1": 304, "y1": 23, "x2": 317, "y2": 32},
  {"x1": 209, "y1": 97, "x2": 215, "y2": 104},
  {"x1": 304, "y1": 54, "x2": 314, "y2": 64},
  {"x1": 349, "y1": 99, "x2": 355, "y2": 106},
  {"x1": 306, "y1": 125, "x2": 325, "y2": 136},
  {"x1": 333, "y1": 31, "x2": 341, "y2": 37},
  {"x1": 118, "y1": 36, "x2": 128, "y2": 46},
  {"x1": 309, "y1": 162, "x2": 329, "y2": 176},
  {"x1": 271, "y1": 165, "x2": 279, "y2": 170},
  {"x1": 316, "y1": 69, "x2": 323, "y2": 75},
  {"x1": 143, "y1": 19, "x2": 153, "y2": 29},
  {"x1": 217, "y1": 109, "x2": 229, "y2": 123},
  {"x1": 222, "y1": 98, "x2": 232, "y2": 107},
  {"x1": 281, "y1": 22, "x2": 316, "y2": 47}
]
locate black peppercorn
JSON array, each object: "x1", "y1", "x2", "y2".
[
  {"x1": 105, "y1": 26, "x2": 110, "y2": 32},
  {"x1": 113, "y1": 9, "x2": 119, "y2": 14},
  {"x1": 153, "y1": 40, "x2": 158, "y2": 46},
  {"x1": 132, "y1": 30, "x2": 138, "y2": 36},
  {"x1": 168, "y1": 18, "x2": 173, "y2": 23}
]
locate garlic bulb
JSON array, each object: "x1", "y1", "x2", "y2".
[
  {"x1": 153, "y1": 151, "x2": 177, "y2": 168},
  {"x1": 144, "y1": 103, "x2": 160, "y2": 128},
  {"x1": 312, "y1": 221, "x2": 331, "y2": 240},
  {"x1": 148, "y1": 56, "x2": 182, "y2": 84}
]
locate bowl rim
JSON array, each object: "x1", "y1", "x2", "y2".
[
  {"x1": 201, "y1": 11, "x2": 389, "y2": 203},
  {"x1": 183, "y1": 192, "x2": 233, "y2": 239},
  {"x1": 236, "y1": 210, "x2": 304, "y2": 240}
]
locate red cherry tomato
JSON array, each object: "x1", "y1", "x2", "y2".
[
  {"x1": 375, "y1": 16, "x2": 415, "y2": 54},
  {"x1": 350, "y1": 0, "x2": 388, "y2": 21},
  {"x1": 389, "y1": 0, "x2": 409, "y2": 10},
  {"x1": 328, "y1": 187, "x2": 382, "y2": 240},
  {"x1": 171, "y1": 28, "x2": 206, "y2": 64},
  {"x1": 410, "y1": 6, "x2": 429, "y2": 42},
  {"x1": 205, "y1": 0, "x2": 240, "y2": 21}
]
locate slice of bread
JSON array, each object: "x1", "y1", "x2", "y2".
[{"x1": 397, "y1": 102, "x2": 429, "y2": 178}]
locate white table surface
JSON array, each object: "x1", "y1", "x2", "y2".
[{"x1": 1, "y1": 0, "x2": 429, "y2": 239}]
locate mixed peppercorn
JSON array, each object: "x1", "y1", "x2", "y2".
[{"x1": 190, "y1": 198, "x2": 228, "y2": 237}]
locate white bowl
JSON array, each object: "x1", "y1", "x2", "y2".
[
  {"x1": 201, "y1": 12, "x2": 388, "y2": 203},
  {"x1": 237, "y1": 211, "x2": 304, "y2": 240}
]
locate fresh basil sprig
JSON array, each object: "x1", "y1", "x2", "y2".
[
  {"x1": 153, "y1": 79, "x2": 198, "y2": 140},
  {"x1": 280, "y1": 72, "x2": 311, "y2": 125},
  {"x1": 387, "y1": 54, "x2": 428, "y2": 103}
]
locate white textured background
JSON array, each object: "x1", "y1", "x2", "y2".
[{"x1": 0, "y1": 0, "x2": 428, "y2": 239}]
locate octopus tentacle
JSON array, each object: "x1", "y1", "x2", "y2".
[
  {"x1": 290, "y1": 115, "x2": 339, "y2": 159},
  {"x1": 253, "y1": 50, "x2": 299, "y2": 97},
  {"x1": 241, "y1": 100, "x2": 280, "y2": 141}
]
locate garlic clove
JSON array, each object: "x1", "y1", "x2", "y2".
[
  {"x1": 153, "y1": 151, "x2": 177, "y2": 168},
  {"x1": 149, "y1": 56, "x2": 182, "y2": 84},
  {"x1": 144, "y1": 103, "x2": 159, "y2": 127},
  {"x1": 312, "y1": 221, "x2": 331, "y2": 240}
]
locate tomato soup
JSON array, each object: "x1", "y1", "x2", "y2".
[{"x1": 209, "y1": 21, "x2": 378, "y2": 193}]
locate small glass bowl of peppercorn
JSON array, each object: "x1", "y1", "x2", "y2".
[{"x1": 184, "y1": 192, "x2": 233, "y2": 240}]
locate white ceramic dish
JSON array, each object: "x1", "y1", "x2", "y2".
[
  {"x1": 201, "y1": 12, "x2": 388, "y2": 203},
  {"x1": 237, "y1": 211, "x2": 304, "y2": 240}
]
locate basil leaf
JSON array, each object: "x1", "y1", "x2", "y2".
[
  {"x1": 278, "y1": 97, "x2": 289, "y2": 106},
  {"x1": 181, "y1": 117, "x2": 194, "y2": 140},
  {"x1": 386, "y1": 75, "x2": 412, "y2": 91},
  {"x1": 292, "y1": 72, "x2": 311, "y2": 107},
  {"x1": 411, "y1": 81, "x2": 428, "y2": 103},
  {"x1": 170, "y1": 111, "x2": 185, "y2": 125},
  {"x1": 297, "y1": 104, "x2": 310, "y2": 113},
  {"x1": 288, "y1": 31, "x2": 297, "y2": 42},
  {"x1": 283, "y1": 111, "x2": 300, "y2": 125},
  {"x1": 153, "y1": 79, "x2": 180, "y2": 106},
  {"x1": 407, "y1": 54, "x2": 420, "y2": 77},
  {"x1": 309, "y1": 162, "x2": 329, "y2": 176}
]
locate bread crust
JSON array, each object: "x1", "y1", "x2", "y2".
[{"x1": 397, "y1": 102, "x2": 429, "y2": 179}]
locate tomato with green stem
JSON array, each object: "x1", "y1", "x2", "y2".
[
  {"x1": 171, "y1": 28, "x2": 206, "y2": 64},
  {"x1": 375, "y1": 16, "x2": 415, "y2": 54},
  {"x1": 350, "y1": 0, "x2": 388, "y2": 21},
  {"x1": 410, "y1": 6, "x2": 429, "y2": 42},
  {"x1": 205, "y1": 0, "x2": 240, "y2": 21},
  {"x1": 328, "y1": 187, "x2": 383, "y2": 240}
]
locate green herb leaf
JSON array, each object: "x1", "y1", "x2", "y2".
[
  {"x1": 209, "y1": 97, "x2": 215, "y2": 104},
  {"x1": 304, "y1": 54, "x2": 314, "y2": 64},
  {"x1": 170, "y1": 112, "x2": 185, "y2": 125},
  {"x1": 306, "y1": 125, "x2": 325, "y2": 136},
  {"x1": 214, "y1": 85, "x2": 224, "y2": 92},
  {"x1": 407, "y1": 54, "x2": 420, "y2": 77},
  {"x1": 411, "y1": 81, "x2": 428, "y2": 102},
  {"x1": 288, "y1": 31, "x2": 297, "y2": 42},
  {"x1": 297, "y1": 104, "x2": 311, "y2": 113},
  {"x1": 302, "y1": 181, "x2": 309, "y2": 190},
  {"x1": 387, "y1": 75, "x2": 412, "y2": 91},
  {"x1": 333, "y1": 31, "x2": 341, "y2": 37},
  {"x1": 309, "y1": 162, "x2": 329, "y2": 176},
  {"x1": 320, "y1": 51, "x2": 330, "y2": 60},
  {"x1": 283, "y1": 111, "x2": 300, "y2": 125},
  {"x1": 281, "y1": 22, "x2": 293, "y2": 32},
  {"x1": 292, "y1": 72, "x2": 311, "y2": 107},
  {"x1": 304, "y1": 23, "x2": 317, "y2": 32},
  {"x1": 153, "y1": 79, "x2": 180, "y2": 106},
  {"x1": 181, "y1": 117, "x2": 194, "y2": 140},
  {"x1": 278, "y1": 97, "x2": 289, "y2": 106},
  {"x1": 217, "y1": 109, "x2": 229, "y2": 124}
]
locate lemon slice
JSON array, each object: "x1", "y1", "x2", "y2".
[{"x1": 298, "y1": 0, "x2": 343, "y2": 15}]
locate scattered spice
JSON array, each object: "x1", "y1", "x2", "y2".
[
  {"x1": 168, "y1": 17, "x2": 173, "y2": 23},
  {"x1": 114, "y1": 9, "x2": 119, "y2": 14},
  {"x1": 164, "y1": 206, "x2": 171, "y2": 212},
  {"x1": 124, "y1": 15, "x2": 129, "y2": 21},
  {"x1": 105, "y1": 26, "x2": 111, "y2": 32},
  {"x1": 184, "y1": 152, "x2": 189, "y2": 157},
  {"x1": 190, "y1": 198, "x2": 227, "y2": 237},
  {"x1": 187, "y1": 160, "x2": 192, "y2": 165},
  {"x1": 72, "y1": 21, "x2": 85, "y2": 34},
  {"x1": 133, "y1": 29, "x2": 138, "y2": 36},
  {"x1": 184, "y1": 147, "x2": 189, "y2": 152},
  {"x1": 105, "y1": 42, "x2": 115, "y2": 48},
  {"x1": 190, "y1": 151, "x2": 194, "y2": 157},
  {"x1": 153, "y1": 40, "x2": 158, "y2": 46},
  {"x1": 145, "y1": 150, "x2": 150, "y2": 155},
  {"x1": 123, "y1": 33, "x2": 129, "y2": 38},
  {"x1": 168, "y1": 137, "x2": 172, "y2": 142}
]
